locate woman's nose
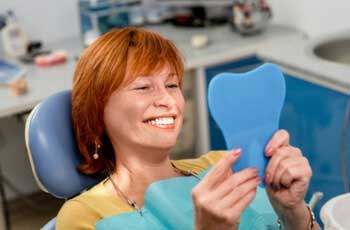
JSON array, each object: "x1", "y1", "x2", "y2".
[{"x1": 153, "y1": 88, "x2": 176, "y2": 108}]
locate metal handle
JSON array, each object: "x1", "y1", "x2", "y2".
[{"x1": 308, "y1": 191, "x2": 324, "y2": 210}]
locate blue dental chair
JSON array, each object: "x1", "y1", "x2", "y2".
[
  {"x1": 25, "y1": 90, "x2": 103, "y2": 230},
  {"x1": 25, "y1": 63, "x2": 286, "y2": 230}
]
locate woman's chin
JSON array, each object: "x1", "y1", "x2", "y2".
[
  {"x1": 145, "y1": 140, "x2": 177, "y2": 152},
  {"x1": 156, "y1": 141, "x2": 177, "y2": 150}
]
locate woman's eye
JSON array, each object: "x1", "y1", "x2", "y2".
[
  {"x1": 134, "y1": 86, "x2": 149, "y2": 90},
  {"x1": 167, "y1": 84, "x2": 179, "y2": 89}
]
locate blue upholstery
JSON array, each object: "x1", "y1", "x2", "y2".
[
  {"x1": 25, "y1": 90, "x2": 102, "y2": 200},
  {"x1": 208, "y1": 63, "x2": 286, "y2": 185},
  {"x1": 25, "y1": 90, "x2": 104, "y2": 229}
]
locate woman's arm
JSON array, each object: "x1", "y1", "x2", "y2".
[
  {"x1": 274, "y1": 201, "x2": 320, "y2": 230},
  {"x1": 264, "y1": 130, "x2": 320, "y2": 230}
]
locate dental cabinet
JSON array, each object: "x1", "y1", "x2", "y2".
[{"x1": 204, "y1": 55, "x2": 350, "y2": 224}]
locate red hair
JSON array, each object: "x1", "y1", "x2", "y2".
[{"x1": 72, "y1": 27, "x2": 184, "y2": 175}]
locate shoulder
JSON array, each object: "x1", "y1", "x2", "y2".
[
  {"x1": 56, "y1": 198, "x2": 97, "y2": 230},
  {"x1": 172, "y1": 150, "x2": 228, "y2": 174},
  {"x1": 56, "y1": 179, "x2": 132, "y2": 230}
]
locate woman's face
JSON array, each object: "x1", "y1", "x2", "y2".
[{"x1": 104, "y1": 66, "x2": 185, "y2": 152}]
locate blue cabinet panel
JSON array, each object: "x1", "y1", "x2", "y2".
[
  {"x1": 205, "y1": 57, "x2": 350, "y2": 225},
  {"x1": 280, "y1": 74, "x2": 350, "y2": 224}
]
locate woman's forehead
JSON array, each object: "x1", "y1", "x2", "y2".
[{"x1": 124, "y1": 65, "x2": 179, "y2": 84}]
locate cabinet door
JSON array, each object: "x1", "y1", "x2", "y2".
[
  {"x1": 172, "y1": 70, "x2": 196, "y2": 159},
  {"x1": 280, "y1": 74, "x2": 350, "y2": 224},
  {"x1": 205, "y1": 56, "x2": 263, "y2": 150}
]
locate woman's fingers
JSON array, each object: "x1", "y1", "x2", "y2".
[
  {"x1": 220, "y1": 175, "x2": 260, "y2": 210},
  {"x1": 271, "y1": 157, "x2": 299, "y2": 189},
  {"x1": 265, "y1": 129, "x2": 290, "y2": 156},
  {"x1": 191, "y1": 149, "x2": 263, "y2": 229},
  {"x1": 265, "y1": 146, "x2": 302, "y2": 184},
  {"x1": 211, "y1": 167, "x2": 259, "y2": 198},
  {"x1": 201, "y1": 149, "x2": 241, "y2": 188},
  {"x1": 277, "y1": 157, "x2": 312, "y2": 188},
  {"x1": 226, "y1": 188, "x2": 258, "y2": 220}
]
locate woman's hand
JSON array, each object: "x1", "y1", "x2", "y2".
[
  {"x1": 191, "y1": 149, "x2": 260, "y2": 230},
  {"x1": 264, "y1": 130, "x2": 317, "y2": 229}
]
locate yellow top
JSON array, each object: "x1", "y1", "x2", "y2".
[{"x1": 56, "y1": 151, "x2": 227, "y2": 230}]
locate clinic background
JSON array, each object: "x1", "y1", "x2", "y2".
[
  {"x1": 0, "y1": 0, "x2": 350, "y2": 229},
  {"x1": 2, "y1": 0, "x2": 350, "y2": 201}
]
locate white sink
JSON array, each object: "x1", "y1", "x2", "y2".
[{"x1": 312, "y1": 36, "x2": 350, "y2": 65}]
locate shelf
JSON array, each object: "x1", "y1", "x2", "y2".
[{"x1": 156, "y1": 0, "x2": 232, "y2": 7}]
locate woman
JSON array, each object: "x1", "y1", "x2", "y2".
[{"x1": 56, "y1": 27, "x2": 319, "y2": 230}]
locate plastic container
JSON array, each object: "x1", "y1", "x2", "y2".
[
  {"x1": 1, "y1": 11, "x2": 28, "y2": 57},
  {"x1": 320, "y1": 193, "x2": 350, "y2": 229}
]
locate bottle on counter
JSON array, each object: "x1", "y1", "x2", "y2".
[{"x1": 1, "y1": 10, "x2": 28, "y2": 57}]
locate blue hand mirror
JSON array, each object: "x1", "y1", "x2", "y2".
[{"x1": 208, "y1": 63, "x2": 286, "y2": 186}]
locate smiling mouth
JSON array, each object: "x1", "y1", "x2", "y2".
[{"x1": 144, "y1": 116, "x2": 176, "y2": 129}]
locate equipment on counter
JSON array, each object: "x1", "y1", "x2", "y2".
[
  {"x1": 0, "y1": 58, "x2": 27, "y2": 96},
  {"x1": 171, "y1": 6, "x2": 207, "y2": 27},
  {"x1": 34, "y1": 50, "x2": 67, "y2": 67},
  {"x1": 231, "y1": 0, "x2": 272, "y2": 35},
  {"x1": 8, "y1": 78, "x2": 28, "y2": 96},
  {"x1": 191, "y1": 34, "x2": 209, "y2": 48},
  {"x1": 0, "y1": 10, "x2": 29, "y2": 57},
  {"x1": 159, "y1": 1, "x2": 232, "y2": 27},
  {"x1": 0, "y1": 14, "x2": 6, "y2": 30},
  {"x1": 79, "y1": 0, "x2": 144, "y2": 46},
  {"x1": 78, "y1": 0, "x2": 233, "y2": 46},
  {"x1": 18, "y1": 41, "x2": 53, "y2": 64}
]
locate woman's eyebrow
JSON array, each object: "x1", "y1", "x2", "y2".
[{"x1": 167, "y1": 73, "x2": 177, "y2": 79}]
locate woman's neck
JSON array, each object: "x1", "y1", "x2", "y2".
[
  {"x1": 115, "y1": 153, "x2": 178, "y2": 186},
  {"x1": 106, "y1": 146, "x2": 181, "y2": 206}
]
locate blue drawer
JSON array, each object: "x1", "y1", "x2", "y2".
[{"x1": 280, "y1": 74, "x2": 350, "y2": 225}]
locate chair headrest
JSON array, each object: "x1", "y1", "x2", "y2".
[
  {"x1": 208, "y1": 63, "x2": 286, "y2": 185},
  {"x1": 25, "y1": 90, "x2": 102, "y2": 199}
]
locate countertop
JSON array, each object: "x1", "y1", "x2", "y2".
[
  {"x1": 257, "y1": 32, "x2": 350, "y2": 94},
  {"x1": 147, "y1": 24, "x2": 301, "y2": 69},
  {"x1": 1, "y1": 23, "x2": 349, "y2": 118}
]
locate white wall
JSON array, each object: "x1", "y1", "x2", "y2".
[
  {"x1": 269, "y1": 0, "x2": 350, "y2": 37},
  {"x1": 0, "y1": 0, "x2": 80, "y2": 43}
]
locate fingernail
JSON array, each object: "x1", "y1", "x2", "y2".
[
  {"x1": 232, "y1": 148, "x2": 241, "y2": 156},
  {"x1": 266, "y1": 147, "x2": 273, "y2": 156}
]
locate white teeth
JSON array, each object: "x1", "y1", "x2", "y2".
[{"x1": 147, "y1": 117, "x2": 174, "y2": 126}]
